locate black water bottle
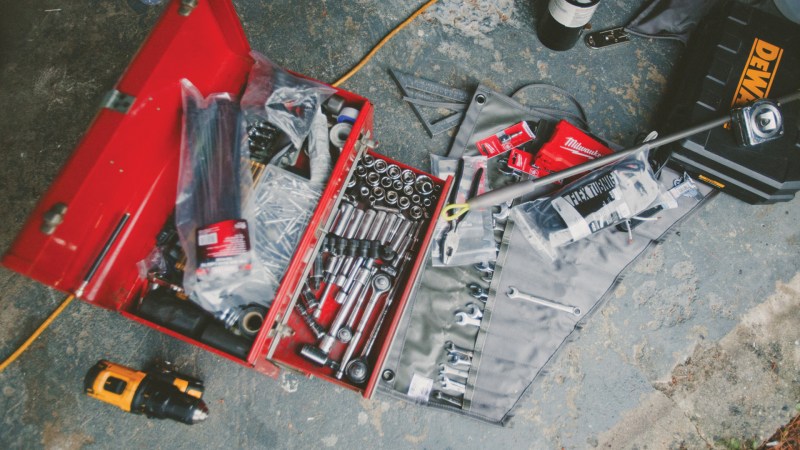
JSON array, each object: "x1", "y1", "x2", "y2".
[{"x1": 538, "y1": 0, "x2": 600, "y2": 51}]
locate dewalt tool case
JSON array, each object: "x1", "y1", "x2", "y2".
[{"x1": 664, "y1": 0, "x2": 800, "y2": 204}]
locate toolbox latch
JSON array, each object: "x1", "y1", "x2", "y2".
[
  {"x1": 355, "y1": 131, "x2": 376, "y2": 158},
  {"x1": 40, "y1": 202, "x2": 68, "y2": 235},
  {"x1": 267, "y1": 322, "x2": 295, "y2": 340},
  {"x1": 101, "y1": 89, "x2": 136, "y2": 114},
  {"x1": 179, "y1": 0, "x2": 198, "y2": 17}
]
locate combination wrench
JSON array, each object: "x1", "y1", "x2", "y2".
[
  {"x1": 465, "y1": 303, "x2": 483, "y2": 319},
  {"x1": 447, "y1": 352, "x2": 471, "y2": 367},
  {"x1": 454, "y1": 311, "x2": 481, "y2": 327},
  {"x1": 444, "y1": 341, "x2": 473, "y2": 359},
  {"x1": 438, "y1": 374, "x2": 466, "y2": 394},
  {"x1": 439, "y1": 363, "x2": 469, "y2": 380},
  {"x1": 433, "y1": 390, "x2": 463, "y2": 408},
  {"x1": 506, "y1": 286, "x2": 581, "y2": 316}
]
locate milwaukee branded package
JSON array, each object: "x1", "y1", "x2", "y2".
[
  {"x1": 475, "y1": 121, "x2": 536, "y2": 158},
  {"x1": 663, "y1": 1, "x2": 800, "y2": 204},
  {"x1": 508, "y1": 120, "x2": 614, "y2": 179}
]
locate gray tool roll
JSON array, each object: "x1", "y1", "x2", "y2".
[{"x1": 379, "y1": 84, "x2": 713, "y2": 425}]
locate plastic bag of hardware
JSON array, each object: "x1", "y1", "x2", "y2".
[
  {"x1": 511, "y1": 152, "x2": 667, "y2": 260},
  {"x1": 175, "y1": 80, "x2": 275, "y2": 337},
  {"x1": 241, "y1": 52, "x2": 337, "y2": 151},
  {"x1": 430, "y1": 155, "x2": 496, "y2": 267},
  {"x1": 249, "y1": 165, "x2": 322, "y2": 294}
]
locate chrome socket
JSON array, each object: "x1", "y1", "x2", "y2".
[
  {"x1": 373, "y1": 159, "x2": 388, "y2": 173},
  {"x1": 385, "y1": 190, "x2": 399, "y2": 205},
  {"x1": 387, "y1": 164, "x2": 402, "y2": 179}
]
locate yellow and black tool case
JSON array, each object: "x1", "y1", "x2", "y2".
[{"x1": 663, "y1": 0, "x2": 800, "y2": 204}]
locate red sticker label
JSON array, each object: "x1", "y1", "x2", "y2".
[
  {"x1": 196, "y1": 219, "x2": 252, "y2": 277},
  {"x1": 476, "y1": 121, "x2": 536, "y2": 158},
  {"x1": 507, "y1": 147, "x2": 541, "y2": 177}
]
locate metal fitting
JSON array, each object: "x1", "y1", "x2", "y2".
[
  {"x1": 398, "y1": 196, "x2": 411, "y2": 210},
  {"x1": 422, "y1": 198, "x2": 432, "y2": 207},
  {"x1": 415, "y1": 175, "x2": 434, "y2": 195},
  {"x1": 410, "y1": 194, "x2": 421, "y2": 205},
  {"x1": 402, "y1": 184, "x2": 415, "y2": 196},
  {"x1": 385, "y1": 190, "x2": 399, "y2": 205},
  {"x1": 362, "y1": 154, "x2": 375, "y2": 168},
  {"x1": 359, "y1": 185, "x2": 370, "y2": 198},
  {"x1": 366, "y1": 172, "x2": 380, "y2": 187},
  {"x1": 392, "y1": 179, "x2": 403, "y2": 191},
  {"x1": 373, "y1": 159, "x2": 388, "y2": 173},
  {"x1": 372, "y1": 186, "x2": 385, "y2": 201},
  {"x1": 409, "y1": 206, "x2": 423, "y2": 220},
  {"x1": 380, "y1": 176, "x2": 393, "y2": 189},
  {"x1": 387, "y1": 165, "x2": 402, "y2": 179},
  {"x1": 355, "y1": 165, "x2": 367, "y2": 178},
  {"x1": 372, "y1": 204, "x2": 402, "y2": 215},
  {"x1": 401, "y1": 169, "x2": 416, "y2": 185}
]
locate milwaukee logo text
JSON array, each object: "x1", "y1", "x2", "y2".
[
  {"x1": 733, "y1": 38, "x2": 783, "y2": 105},
  {"x1": 561, "y1": 137, "x2": 603, "y2": 159}
]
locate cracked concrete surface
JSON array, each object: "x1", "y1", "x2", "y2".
[
  {"x1": 1, "y1": 0, "x2": 798, "y2": 448},
  {"x1": 599, "y1": 273, "x2": 800, "y2": 448}
]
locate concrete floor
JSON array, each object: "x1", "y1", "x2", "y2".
[{"x1": 1, "y1": 0, "x2": 798, "y2": 448}]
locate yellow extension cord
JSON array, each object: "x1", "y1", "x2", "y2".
[
  {"x1": 0, "y1": 295, "x2": 75, "y2": 372},
  {"x1": 333, "y1": 0, "x2": 439, "y2": 87},
  {"x1": 0, "y1": 0, "x2": 438, "y2": 373}
]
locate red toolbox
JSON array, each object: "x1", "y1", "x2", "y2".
[{"x1": 2, "y1": 0, "x2": 449, "y2": 398}]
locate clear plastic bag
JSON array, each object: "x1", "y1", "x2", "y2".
[
  {"x1": 249, "y1": 165, "x2": 322, "y2": 295},
  {"x1": 176, "y1": 79, "x2": 274, "y2": 327},
  {"x1": 241, "y1": 52, "x2": 336, "y2": 151},
  {"x1": 430, "y1": 155, "x2": 496, "y2": 267},
  {"x1": 511, "y1": 152, "x2": 665, "y2": 260}
]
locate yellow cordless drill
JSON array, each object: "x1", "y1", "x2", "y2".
[{"x1": 84, "y1": 360, "x2": 209, "y2": 424}]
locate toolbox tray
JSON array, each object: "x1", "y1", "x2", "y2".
[{"x1": 1, "y1": 0, "x2": 449, "y2": 399}]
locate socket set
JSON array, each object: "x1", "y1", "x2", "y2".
[{"x1": 265, "y1": 152, "x2": 445, "y2": 391}]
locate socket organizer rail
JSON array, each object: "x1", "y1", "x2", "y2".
[
  {"x1": 263, "y1": 153, "x2": 445, "y2": 392},
  {"x1": 1, "y1": 0, "x2": 451, "y2": 399}
]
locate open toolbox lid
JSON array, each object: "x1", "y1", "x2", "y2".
[{"x1": 2, "y1": 1, "x2": 254, "y2": 308}]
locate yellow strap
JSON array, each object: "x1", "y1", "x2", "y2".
[{"x1": 441, "y1": 203, "x2": 470, "y2": 221}]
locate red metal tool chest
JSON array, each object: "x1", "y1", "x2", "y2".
[{"x1": 2, "y1": 0, "x2": 449, "y2": 398}]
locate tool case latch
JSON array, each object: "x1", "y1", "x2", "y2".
[
  {"x1": 179, "y1": 0, "x2": 198, "y2": 17},
  {"x1": 355, "y1": 130, "x2": 376, "y2": 157},
  {"x1": 585, "y1": 27, "x2": 630, "y2": 49},
  {"x1": 101, "y1": 89, "x2": 136, "y2": 114},
  {"x1": 267, "y1": 323, "x2": 295, "y2": 340}
]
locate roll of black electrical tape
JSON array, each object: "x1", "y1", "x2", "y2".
[{"x1": 538, "y1": 0, "x2": 600, "y2": 51}]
